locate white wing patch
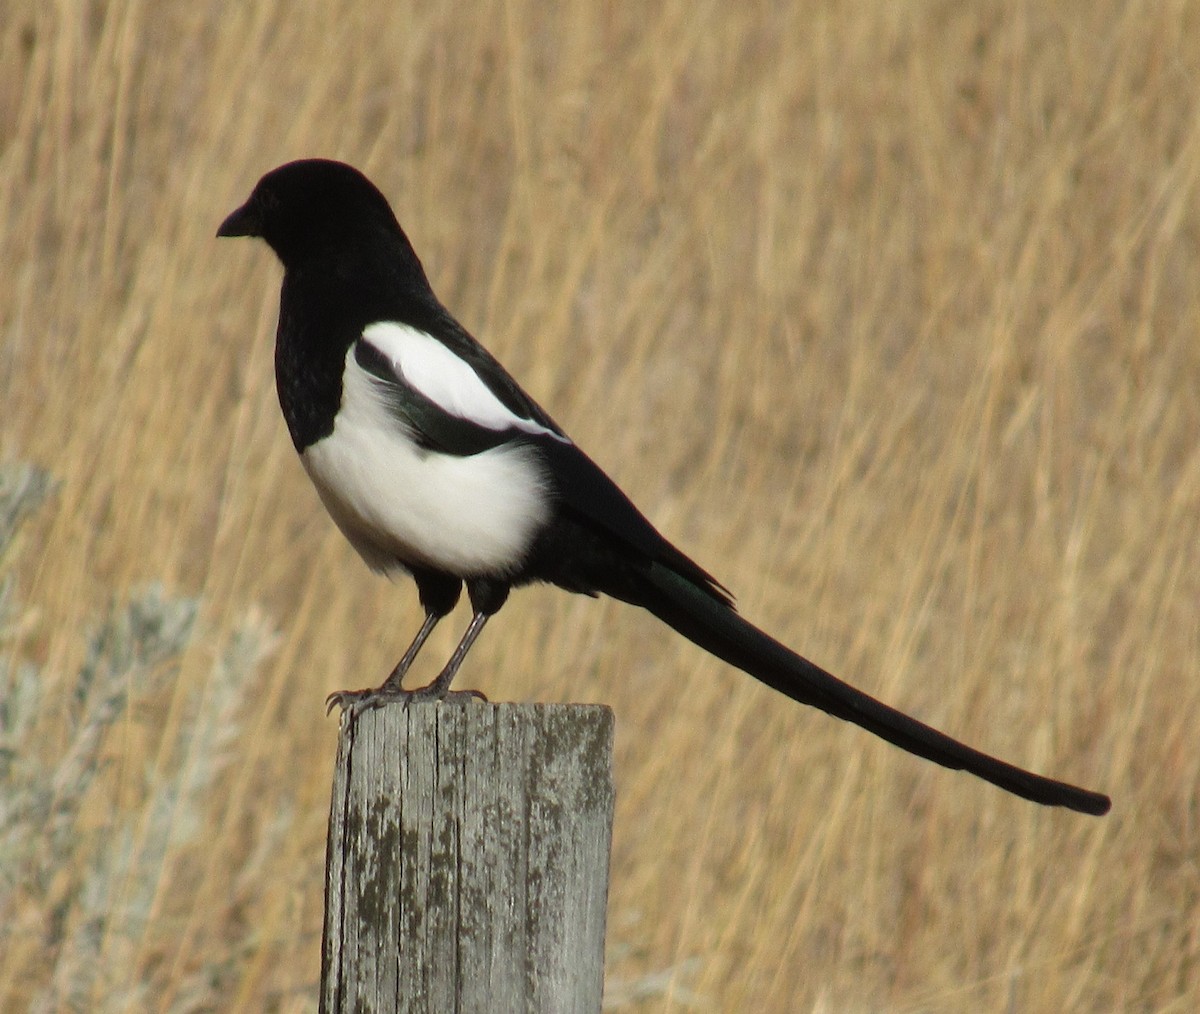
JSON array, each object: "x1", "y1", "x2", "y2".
[{"x1": 361, "y1": 321, "x2": 567, "y2": 441}]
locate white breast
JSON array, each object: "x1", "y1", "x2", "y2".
[{"x1": 301, "y1": 341, "x2": 552, "y2": 577}]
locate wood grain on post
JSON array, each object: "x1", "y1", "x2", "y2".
[{"x1": 320, "y1": 702, "x2": 615, "y2": 1014}]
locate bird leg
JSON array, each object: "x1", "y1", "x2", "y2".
[
  {"x1": 325, "y1": 610, "x2": 489, "y2": 716},
  {"x1": 398, "y1": 610, "x2": 491, "y2": 703},
  {"x1": 378, "y1": 611, "x2": 441, "y2": 691}
]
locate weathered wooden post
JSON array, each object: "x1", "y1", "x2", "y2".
[{"x1": 320, "y1": 703, "x2": 615, "y2": 1014}]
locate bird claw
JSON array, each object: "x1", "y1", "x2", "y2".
[{"x1": 325, "y1": 684, "x2": 487, "y2": 718}]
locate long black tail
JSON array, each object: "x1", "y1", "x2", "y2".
[{"x1": 631, "y1": 562, "x2": 1110, "y2": 815}]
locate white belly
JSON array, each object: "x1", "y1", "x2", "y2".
[{"x1": 300, "y1": 350, "x2": 551, "y2": 577}]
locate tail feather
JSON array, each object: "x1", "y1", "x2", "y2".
[{"x1": 634, "y1": 562, "x2": 1110, "y2": 815}]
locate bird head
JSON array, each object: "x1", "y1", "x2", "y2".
[{"x1": 217, "y1": 159, "x2": 404, "y2": 268}]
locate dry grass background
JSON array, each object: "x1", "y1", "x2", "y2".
[{"x1": 2, "y1": 1, "x2": 1197, "y2": 1010}]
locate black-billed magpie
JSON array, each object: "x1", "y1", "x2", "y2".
[{"x1": 217, "y1": 159, "x2": 1109, "y2": 815}]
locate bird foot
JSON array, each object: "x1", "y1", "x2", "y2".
[{"x1": 325, "y1": 684, "x2": 488, "y2": 718}]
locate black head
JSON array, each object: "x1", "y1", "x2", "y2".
[{"x1": 217, "y1": 159, "x2": 414, "y2": 271}]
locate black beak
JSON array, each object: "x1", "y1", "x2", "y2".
[{"x1": 216, "y1": 201, "x2": 260, "y2": 238}]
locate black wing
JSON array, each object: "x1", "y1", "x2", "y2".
[{"x1": 355, "y1": 325, "x2": 730, "y2": 602}]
